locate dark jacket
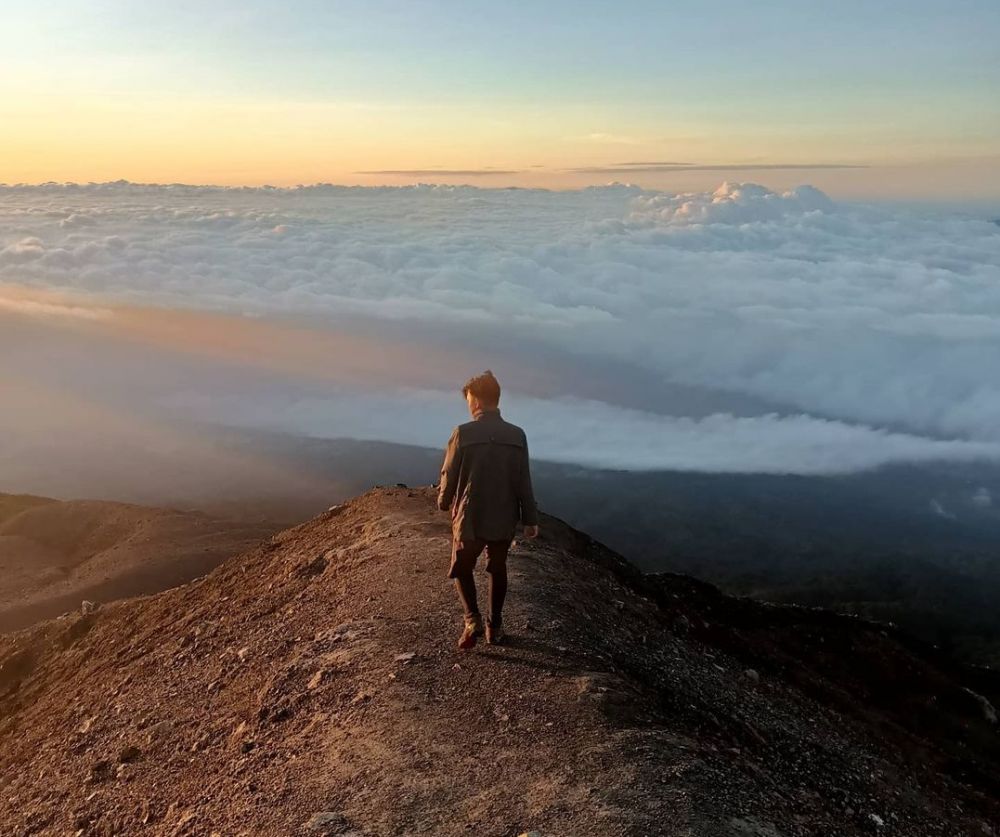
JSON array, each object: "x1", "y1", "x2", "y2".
[{"x1": 437, "y1": 409, "x2": 538, "y2": 543}]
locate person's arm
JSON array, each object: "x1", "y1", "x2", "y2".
[
  {"x1": 437, "y1": 427, "x2": 462, "y2": 511},
  {"x1": 518, "y1": 434, "x2": 539, "y2": 534}
]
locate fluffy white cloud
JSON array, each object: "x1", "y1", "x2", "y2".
[
  {"x1": 2, "y1": 180, "x2": 999, "y2": 472},
  {"x1": 161, "y1": 387, "x2": 1000, "y2": 475},
  {"x1": 629, "y1": 182, "x2": 835, "y2": 224},
  {"x1": 1, "y1": 236, "x2": 46, "y2": 263}
]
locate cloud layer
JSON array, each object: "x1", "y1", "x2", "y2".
[
  {"x1": 2, "y1": 180, "x2": 1000, "y2": 472},
  {"x1": 163, "y1": 387, "x2": 1000, "y2": 475}
]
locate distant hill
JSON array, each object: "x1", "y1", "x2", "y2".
[
  {"x1": 0, "y1": 487, "x2": 997, "y2": 835},
  {"x1": 0, "y1": 492, "x2": 274, "y2": 632},
  {"x1": 536, "y1": 464, "x2": 1000, "y2": 668}
]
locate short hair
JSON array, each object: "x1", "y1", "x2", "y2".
[{"x1": 462, "y1": 370, "x2": 501, "y2": 407}]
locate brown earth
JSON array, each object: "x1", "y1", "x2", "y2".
[
  {"x1": 0, "y1": 493, "x2": 273, "y2": 633},
  {"x1": 0, "y1": 487, "x2": 998, "y2": 836}
]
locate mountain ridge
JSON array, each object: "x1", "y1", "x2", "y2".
[
  {"x1": 0, "y1": 492, "x2": 273, "y2": 633},
  {"x1": 0, "y1": 487, "x2": 997, "y2": 836}
]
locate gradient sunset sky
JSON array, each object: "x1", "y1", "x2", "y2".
[{"x1": 4, "y1": 0, "x2": 999, "y2": 198}]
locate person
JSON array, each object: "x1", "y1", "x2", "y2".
[{"x1": 437, "y1": 370, "x2": 539, "y2": 649}]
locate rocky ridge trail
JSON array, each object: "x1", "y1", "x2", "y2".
[{"x1": 0, "y1": 487, "x2": 997, "y2": 836}]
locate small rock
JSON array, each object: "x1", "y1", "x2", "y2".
[
  {"x1": 394, "y1": 652, "x2": 416, "y2": 663},
  {"x1": 146, "y1": 720, "x2": 174, "y2": 745},
  {"x1": 308, "y1": 670, "x2": 325, "y2": 689},
  {"x1": 118, "y1": 744, "x2": 142, "y2": 763},
  {"x1": 451, "y1": 663, "x2": 462, "y2": 671},
  {"x1": 88, "y1": 760, "x2": 114, "y2": 783},
  {"x1": 728, "y1": 818, "x2": 784, "y2": 837},
  {"x1": 237, "y1": 646, "x2": 250, "y2": 662},
  {"x1": 299, "y1": 553, "x2": 328, "y2": 576},
  {"x1": 81, "y1": 600, "x2": 98, "y2": 615},
  {"x1": 139, "y1": 798, "x2": 159, "y2": 824},
  {"x1": 744, "y1": 669, "x2": 761, "y2": 685},
  {"x1": 190, "y1": 731, "x2": 211, "y2": 752},
  {"x1": 170, "y1": 809, "x2": 198, "y2": 835},
  {"x1": 305, "y1": 810, "x2": 353, "y2": 832},
  {"x1": 350, "y1": 690, "x2": 372, "y2": 705},
  {"x1": 869, "y1": 813, "x2": 885, "y2": 828},
  {"x1": 519, "y1": 832, "x2": 544, "y2": 837},
  {"x1": 963, "y1": 687, "x2": 998, "y2": 724}
]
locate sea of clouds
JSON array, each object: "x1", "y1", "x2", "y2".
[{"x1": 2, "y1": 180, "x2": 999, "y2": 474}]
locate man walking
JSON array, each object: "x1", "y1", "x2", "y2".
[{"x1": 437, "y1": 371, "x2": 539, "y2": 649}]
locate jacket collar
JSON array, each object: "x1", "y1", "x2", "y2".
[{"x1": 473, "y1": 407, "x2": 501, "y2": 421}]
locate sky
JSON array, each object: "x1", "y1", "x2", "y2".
[
  {"x1": 2, "y1": 3, "x2": 1000, "y2": 499},
  {"x1": 2, "y1": 0, "x2": 999, "y2": 198}
]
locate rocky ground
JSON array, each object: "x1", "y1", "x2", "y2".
[
  {"x1": 0, "y1": 493, "x2": 273, "y2": 632},
  {"x1": 0, "y1": 487, "x2": 997, "y2": 836}
]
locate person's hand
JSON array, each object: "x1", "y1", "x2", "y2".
[{"x1": 523, "y1": 524, "x2": 539, "y2": 539}]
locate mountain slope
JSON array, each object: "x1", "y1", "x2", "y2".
[
  {"x1": 0, "y1": 493, "x2": 273, "y2": 632},
  {"x1": 0, "y1": 487, "x2": 997, "y2": 836}
]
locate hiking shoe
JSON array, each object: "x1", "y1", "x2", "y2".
[
  {"x1": 458, "y1": 617, "x2": 484, "y2": 650},
  {"x1": 485, "y1": 623, "x2": 505, "y2": 645}
]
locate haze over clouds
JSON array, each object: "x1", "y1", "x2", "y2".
[
  {"x1": 2, "y1": 180, "x2": 1000, "y2": 476},
  {"x1": 165, "y1": 389, "x2": 1000, "y2": 476}
]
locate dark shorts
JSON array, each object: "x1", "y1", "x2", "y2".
[{"x1": 448, "y1": 538, "x2": 511, "y2": 579}]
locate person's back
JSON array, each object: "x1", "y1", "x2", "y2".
[
  {"x1": 442, "y1": 410, "x2": 533, "y2": 543},
  {"x1": 437, "y1": 370, "x2": 538, "y2": 648}
]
